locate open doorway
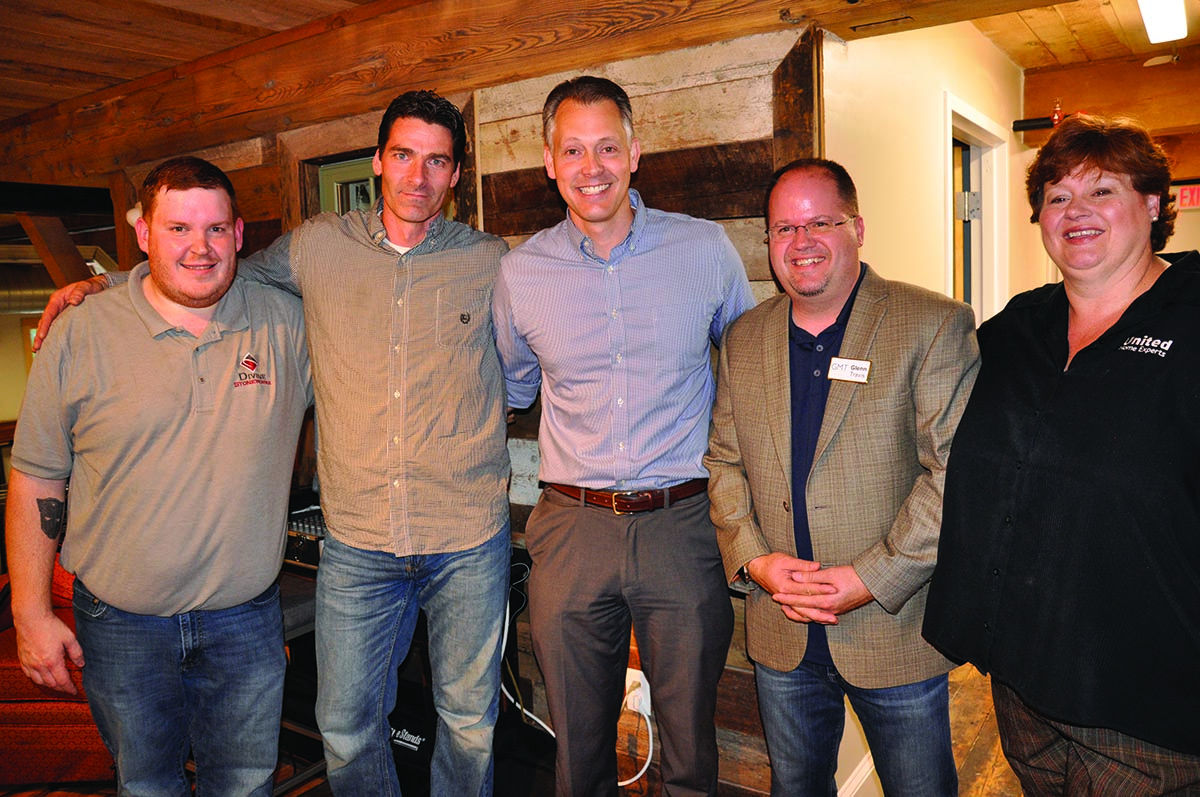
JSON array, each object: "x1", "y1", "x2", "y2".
[{"x1": 945, "y1": 94, "x2": 1009, "y2": 322}]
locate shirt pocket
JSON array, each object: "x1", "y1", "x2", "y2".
[
  {"x1": 436, "y1": 289, "x2": 489, "y2": 349},
  {"x1": 652, "y1": 302, "x2": 711, "y2": 372}
]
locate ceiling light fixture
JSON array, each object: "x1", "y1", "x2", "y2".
[{"x1": 1137, "y1": 0, "x2": 1188, "y2": 44}]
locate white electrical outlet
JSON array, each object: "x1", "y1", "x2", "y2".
[{"x1": 624, "y1": 667, "x2": 651, "y2": 715}]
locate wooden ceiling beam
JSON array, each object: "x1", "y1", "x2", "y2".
[
  {"x1": 1023, "y1": 45, "x2": 1200, "y2": 179},
  {"x1": 1025, "y1": 44, "x2": 1200, "y2": 138},
  {"x1": 0, "y1": 0, "x2": 1064, "y2": 186},
  {"x1": 16, "y1": 214, "x2": 95, "y2": 287},
  {"x1": 800, "y1": 0, "x2": 1064, "y2": 40}
]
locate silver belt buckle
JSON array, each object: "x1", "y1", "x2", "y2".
[{"x1": 611, "y1": 490, "x2": 653, "y2": 515}]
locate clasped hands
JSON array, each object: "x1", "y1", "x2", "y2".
[{"x1": 746, "y1": 552, "x2": 873, "y2": 625}]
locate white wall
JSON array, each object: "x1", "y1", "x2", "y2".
[
  {"x1": 0, "y1": 315, "x2": 30, "y2": 421},
  {"x1": 1171, "y1": 206, "x2": 1200, "y2": 252},
  {"x1": 823, "y1": 22, "x2": 1047, "y2": 316},
  {"x1": 818, "y1": 22, "x2": 1042, "y2": 795}
]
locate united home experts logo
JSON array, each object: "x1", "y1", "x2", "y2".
[
  {"x1": 234, "y1": 352, "x2": 273, "y2": 387},
  {"x1": 1118, "y1": 334, "x2": 1174, "y2": 358}
]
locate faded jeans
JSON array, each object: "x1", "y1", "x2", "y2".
[
  {"x1": 315, "y1": 526, "x2": 510, "y2": 797},
  {"x1": 73, "y1": 579, "x2": 285, "y2": 797},
  {"x1": 755, "y1": 661, "x2": 956, "y2": 796}
]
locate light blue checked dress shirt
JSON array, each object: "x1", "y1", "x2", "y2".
[{"x1": 494, "y1": 189, "x2": 755, "y2": 490}]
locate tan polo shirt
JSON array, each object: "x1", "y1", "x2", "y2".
[{"x1": 14, "y1": 264, "x2": 313, "y2": 614}]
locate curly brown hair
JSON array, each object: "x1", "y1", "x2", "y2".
[{"x1": 1026, "y1": 114, "x2": 1177, "y2": 251}]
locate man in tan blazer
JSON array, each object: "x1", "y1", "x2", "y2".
[{"x1": 705, "y1": 159, "x2": 979, "y2": 796}]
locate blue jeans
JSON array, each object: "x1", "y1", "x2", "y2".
[
  {"x1": 755, "y1": 661, "x2": 956, "y2": 797},
  {"x1": 73, "y1": 579, "x2": 285, "y2": 797},
  {"x1": 315, "y1": 526, "x2": 509, "y2": 797}
]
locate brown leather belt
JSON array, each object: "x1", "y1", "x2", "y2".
[{"x1": 548, "y1": 478, "x2": 708, "y2": 515}]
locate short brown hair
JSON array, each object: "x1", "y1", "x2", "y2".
[
  {"x1": 140, "y1": 156, "x2": 239, "y2": 224},
  {"x1": 764, "y1": 158, "x2": 860, "y2": 222},
  {"x1": 1026, "y1": 114, "x2": 1176, "y2": 251},
  {"x1": 542, "y1": 76, "x2": 634, "y2": 146}
]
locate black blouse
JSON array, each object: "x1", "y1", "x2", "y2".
[{"x1": 923, "y1": 250, "x2": 1200, "y2": 755}]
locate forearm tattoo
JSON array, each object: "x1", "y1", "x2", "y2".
[{"x1": 36, "y1": 497, "x2": 66, "y2": 541}]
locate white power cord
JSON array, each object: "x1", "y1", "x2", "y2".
[{"x1": 616, "y1": 695, "x2": 654, "y2": 787}]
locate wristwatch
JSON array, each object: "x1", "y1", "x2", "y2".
[{"x1": 731, "y1": 566, "x2": 757, "y2": 594}]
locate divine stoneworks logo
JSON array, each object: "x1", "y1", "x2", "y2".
[
  {"x1": 234, "y1": 352, "x2": 272, "y2": 387},
  {"x1": 1119, "y1": 334, "x2": 1173, "y2": 358}
]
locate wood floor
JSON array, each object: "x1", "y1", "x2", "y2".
[
  {"x1": 0, "y1": 665, "x2": 1022, "y2": 797},
  {"x1": 949, "y1": 665, "x2": 1024, "y2": 796}
]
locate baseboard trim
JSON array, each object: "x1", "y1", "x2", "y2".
[{"x1": 839, "y1": 752, "x2": 876, "y2": 796}]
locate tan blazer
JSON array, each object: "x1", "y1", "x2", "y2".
[{"x1": 706, "y1": 266, "x2": 979, "y2": 688}]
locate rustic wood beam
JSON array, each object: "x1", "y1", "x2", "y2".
[
  {"x1": 773, "y1": 27, "x2": 822, "y2": 169},
  {"x1": 108, "y1": 171, "x2": 141, "y2": 271},
  {"x1": 1159, "y1": 133, "x2": 1200, "y2": 183},
  {"x1": 0, "y1": 0, "x2": 1064, "y2": 187},
  {"x1": 1023, "y1": 44, "x2": 1200, "y2": 142},
  {"x1": 457, "y1": 96, "x2": 480, "y2": 231},
  {"x1": 16, "y1": 213, "x2": 95, "y2": 287},
  {"x1": 481, "y1": 140, "x2": 774, "y2": 237},
  {"x1": 785, "y1": 0, "x2": 1064, "y2": 41},
  {"x1": 1021, "y1": 44, "x2": 1200, "y2": 179}
]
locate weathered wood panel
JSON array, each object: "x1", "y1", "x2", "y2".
[
  {"x1": 722, "y1": 219, "x2": 772, "y2": 283},
  {"x1": 482, "y1": 140, "x2": 773, "y2": 237},
  {"x1": 773, "y1": 28, "x2": 821, "y2": 167},
  {"x1": 481, "y1": 76, "x2": 775, "y2": 176},
  {"x1": 477, "y1": 31, "x2": 795, "y2": 174},
  {"x1": 477, "y1": 30, "x2": 800, "y2": 125}
]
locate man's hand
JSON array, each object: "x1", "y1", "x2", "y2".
[
  {"x1": 746, "y1": 552, "x2": 838, "y2": 625},
  {"x1": 14, "y1": 613, "x2": 85, "y2": 695},
  {"x1": 33, "y1": 275, "x2": 108, "y2": 352},
  {"x1": 779, "y1": 564, "x2": 874, "y2": 625}
]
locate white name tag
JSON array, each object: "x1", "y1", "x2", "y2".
[{"x1": 828, "y1": 357, "x2": 871, "y2": 383}]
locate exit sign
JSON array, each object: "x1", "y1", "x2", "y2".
[{"x1": 1180, "y1": 184, "x2": 1200, "y2": 210}]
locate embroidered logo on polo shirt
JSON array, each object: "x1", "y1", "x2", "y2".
[
  {"x1": 1119, "y1": 335, "x2": 1174, "y2": 358},
  {"x1": 234, "y1": 352, "x2": 273, "y2": 387}
]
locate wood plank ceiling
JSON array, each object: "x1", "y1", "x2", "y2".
[
  {"x1": 0, "y1": 0, "x2": 1196, "y2": 201},
  {"x1": 0, "y1": 0, "x2": 373, "y2": 125},
  {"x1": 4, "y1": 0, "x2": 1192, "y2": 130},
  {"x1": 975, "y1": 0, "x2": 1200, "y2": 69}
]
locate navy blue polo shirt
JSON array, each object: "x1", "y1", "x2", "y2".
[{"x1": 789, "y1": 263, "x2": 866, "y2": 666}]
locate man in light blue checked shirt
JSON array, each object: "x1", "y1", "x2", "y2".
[{"x1": 493, "y1": 76, "x2": 755, "y2": 797}]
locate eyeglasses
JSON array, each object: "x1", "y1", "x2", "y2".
[{"x1": 765, "y1": 216, "x2": 858, "y2": 242}]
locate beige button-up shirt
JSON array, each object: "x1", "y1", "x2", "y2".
[{"x1": 241, "y1": 207, "x2": 511, "y2": 556}]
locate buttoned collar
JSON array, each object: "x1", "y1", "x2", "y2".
[
  {"x1": 565, "y1": 188, "x2": 646, "y2": 265},
  {"x1": 368, "y1": 196, "x2": 446, "y2": 254}
]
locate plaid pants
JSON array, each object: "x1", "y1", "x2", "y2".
[{"x1": 992, "y1": 680, "x2": 1200, "y2": 796}]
